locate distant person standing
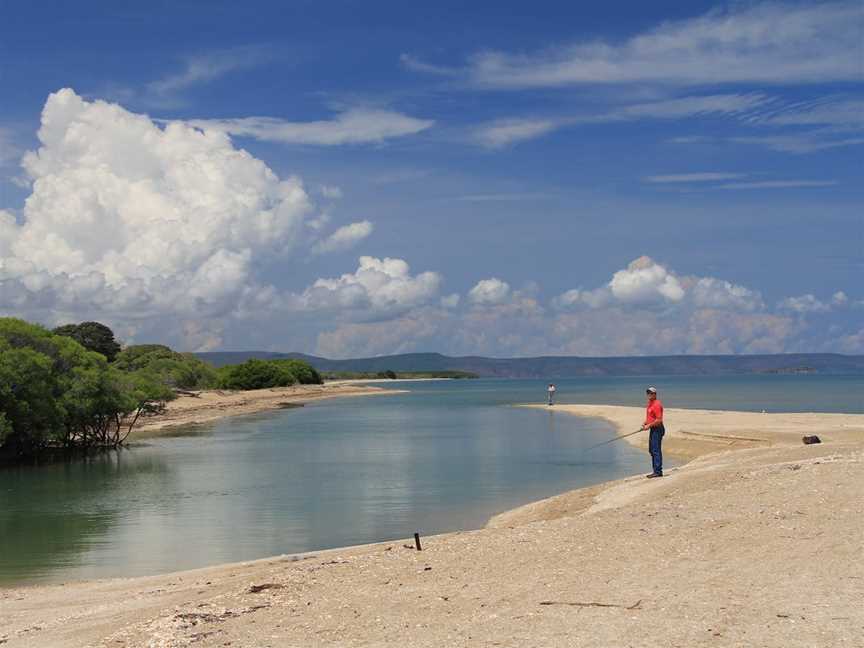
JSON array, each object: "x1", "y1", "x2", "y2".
[
  {"x1": 641, "y1": 386, "x2": 664, "y2": 478},
  {"x1": 547, "y1": 383, "x2": 556, "y2": 406}
]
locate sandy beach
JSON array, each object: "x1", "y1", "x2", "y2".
[
  {"x1": 129, "y1": 383, "x2": 405, "y2": 439},
  {"x1": 2, "y1": 404, "x2": 862, "y2": 647},
  {"x1": 521, "y1": 403, "x2": 864, "y2": 460}
]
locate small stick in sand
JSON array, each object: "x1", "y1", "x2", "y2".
[
  {"x1": 414, "y1": 532, "x2": 422, "y2": 551},
  {"x1": 539, "y1": 599, "x2": 642, "y2": 610}
]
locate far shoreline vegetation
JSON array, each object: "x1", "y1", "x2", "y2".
[
  {"x1": 0, "y1": 317, "x2": 322, "y2": 466},
  {"x1": 322, "y1": 370, "x2": 478, "y2": 380}
]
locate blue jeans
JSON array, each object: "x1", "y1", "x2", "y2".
[{"x1": 649, "y1": 425, "x2": 665, "y2": 475}]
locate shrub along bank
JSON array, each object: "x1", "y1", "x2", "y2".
[
  {"x1": 113, "y1": 344, "x2": 218, "y2": 390},
  {"x1": 216, "y1": 358, "x2": 322, "y2": 390},
  {"x1": 0, "y1": 318, "x2": 173, "y2": 463},
  {"x1": 1, "y1": 317, "x2": 324, "y2": 464}
]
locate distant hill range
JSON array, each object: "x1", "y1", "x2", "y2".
[{"x1": 195, "y1": 351, "x2": 864, "y2": 377}]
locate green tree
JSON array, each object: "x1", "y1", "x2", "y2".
[
  {"x1": 113, "y1": 369, "x2": 175, "y2": 443},
  {"x1": 113, "y1": 345, "x2": 217, "y2": 390},
  {"x1": 0, "y1": 318, "x2": 173, "y2": 462},
  {"x1": 217, "y1": 359, "x2": 295, "y2": 390},
  {"x1": 272, "y1": 359, "x2": 323, "y2": 385},
  {"x1": 53, "y1": 321, "x2": 122, "y2": 362},
  {"x1": 0, "y1": 344, "x2": 63, "y2": 454},
  {"x1": 0, "y1": 412, "x2": 11, "y2": 445},
  {"x1": 216, "y1": 358, "x2": 322, "y2": 390}
]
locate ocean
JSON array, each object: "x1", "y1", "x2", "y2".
[{"x1": 1, "y1": 374, "x2": 861, "y2": 585}]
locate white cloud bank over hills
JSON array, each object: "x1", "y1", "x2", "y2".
[{"x1": 316, "y1": 256, "x2": 860, "y2": 358}]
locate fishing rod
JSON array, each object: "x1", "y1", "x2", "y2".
[{"x1": 585, "y1": 428, "x2": 645, "y2": 451}]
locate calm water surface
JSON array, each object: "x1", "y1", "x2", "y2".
[{"x1": 1, "y1": 374, "x2": 861, "y2": 585}]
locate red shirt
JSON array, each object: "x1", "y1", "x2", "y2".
[{"x1": 646, "y1": 399, "x2": 664, "y2": 426}]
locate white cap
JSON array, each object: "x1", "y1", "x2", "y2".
[{"x1": 646, "y1": 386, "x2": 657, "y2": 394}]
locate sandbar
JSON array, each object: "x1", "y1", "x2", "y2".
[{"x1": 130, "y1": 383, "x2": 405, "y2": 439}]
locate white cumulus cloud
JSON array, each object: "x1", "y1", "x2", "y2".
[
  {"x1": 310, "y1": 257, "x2": 857, "y2": 358},
  {"x1": 296, "y1": 256, "x2": 441, "y2": 316},
  {"x1": 832, "y1": 291, "x2": 849, "y2": 306},
  {"x1": 553, "y1": 257, "x2": 762, "y2": 313},
  {"x1": 778, "y1": 294, "x2": 833, "y2": 313},
  {"x1": 0, "y1": 88, "x2": 332, "y2": 347},
  {"x1": 468, "y1": 278, "x2": 511, "y2": 305},
  {"x1": 688, "y1": 277, "x2": 763, "y2": 312},
  {"x1": 609, "y1": 257, "x2": 685, "y2": 305}
]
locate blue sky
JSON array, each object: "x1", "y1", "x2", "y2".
[{"x1": 0, "y1": 1, "x2": 861, "y2": 356}]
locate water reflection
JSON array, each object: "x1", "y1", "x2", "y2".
[{"x1": 0, "y1": 450, "x2": 173, "y2": 584}]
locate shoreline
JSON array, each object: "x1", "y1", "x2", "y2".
[
  {"x1": 3, "y1": 405, "x2": 863, "y2": 646},
  {"x1": 323, "y1": 377, "x2": 457, "y2": 384},
  {"x1": 488, "y1": 403, "x2": 864, "y2": 528},
  {"x1": 130, "y1": 383, "x2": 406, "y2": 439}
]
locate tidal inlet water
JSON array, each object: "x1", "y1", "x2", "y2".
[{"x1": 1, "y1": 375, "x2": 861, "y2": 585}]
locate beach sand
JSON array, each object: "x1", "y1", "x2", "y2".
[
  {"x1": 2, "y1": 406, "x2": 862, "y2": 647},
  {"x1": 129, "y1": 383, "x2": 405, "y2": 439}
]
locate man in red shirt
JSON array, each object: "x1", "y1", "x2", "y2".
[{"x1": 641, "y1": 386, "x2": 665, "y2": 478}]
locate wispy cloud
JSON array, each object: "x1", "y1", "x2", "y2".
[
  {"x1": 452, "y1": 192, "x2": 552, "y2": 202},
  {"x1": 473, "y1": 118, "x2": 562, "y2": 148},
  {"x1": 670, "y1": 131, "x2": 864, "y2": 154},
  {"x1": 643, "y1": 173, "x2": 840, "y2": 190},
  {"x1": 617, "y1": 94, "x2": 772, "y2": 119},
  {"x1": 747, "y1": 98, "x2": 864, "y2": 130},
  {"x1": 186, "y1": 108, "x2": 434, "y2": 146},
  {"x1": 644, "y1": 173, "x2": 745, "y2": 183},
  {"x1": 408, "y1": 1, "x2": 862, "y2": 88},
  {"x1": 728, "y1": 134, "x2": 864, "y2": 154},
  {"x1": 312, "y1": 221, "x2": 374, "y2": 254},
  {"x1": 399, "y1": 53, "x2": 459, "y2": 77},
  {"x1": 473, "y1": 93, "x2": 771, "y2": 148},
  {"x1": 147, "y1": 45, "x2": 272, "y2": 97},
  {"x1": 662, "y1": 95, "x2": 864, "y2": 153},
  {"x1": 102, "y1": 46, "x2": 275, "y2": 109},
  {"x1": 719, "y1": 180, "x2": 838, "y2": 190}
]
